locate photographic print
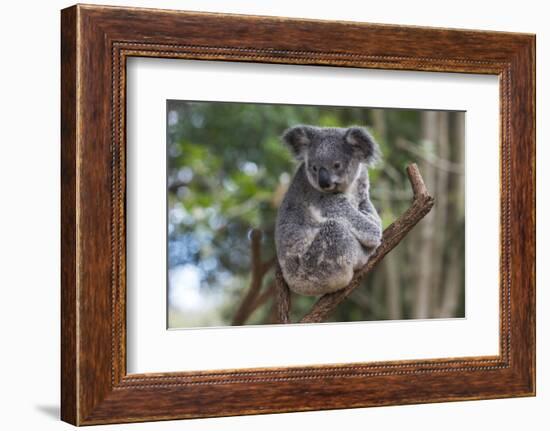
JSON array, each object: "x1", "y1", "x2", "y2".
[{"x1": 167, "y1": 101, "x2": 465, "y2": 329}]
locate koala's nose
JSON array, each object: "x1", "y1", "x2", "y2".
[{"x1": 318, "y1": 167, "x2": 331, "y2": 189}]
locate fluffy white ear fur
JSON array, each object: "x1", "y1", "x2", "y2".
[
  {"x1": 344, "y1": 127, "x2": 380, "y2": 165},
  {"x1": 281, "y1": 125, "x2": 316, "y2": 161}
]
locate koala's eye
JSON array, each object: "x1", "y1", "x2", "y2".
[
  {"x1": 311, "y1": 165, "x2": 318, "y2": 172},
  {"x1": 333, "y1": 162, "x2": 342, "y2": 169}
]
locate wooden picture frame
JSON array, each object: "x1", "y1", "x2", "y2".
[{"x1": 61, "y1": 4, "x2": 535, "y2": 425}]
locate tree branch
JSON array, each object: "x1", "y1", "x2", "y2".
[
  {"x1": 232, "y1": 229, "x2": 275, "y2": 325},
  {"x1": 251, "y1": 279, "x2": 276, "y2": 311},
  {"x1": 274, "y1": 163, "x2": 435, "y2": 324},
  {"x1": 396, "y1": 137, "x2": 464, "y2": 175},
  {"x1": 275, "y1": 266, "x2": 291, "y2": 324}
]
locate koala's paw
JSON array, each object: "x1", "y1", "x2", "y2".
[
  {"x1": 372, "y1": 235, "x2": 382, "y2": 250},
  {"x1": 355, "y1": 220, "x2": 382, "y2": 250}
]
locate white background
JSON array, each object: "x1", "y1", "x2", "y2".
[
  {"x1": 127, "y1": 59, "x2": 499, "y2": 373},
  {"x1": 0, "y1": 0, "x2": 546, "y2": 430}
]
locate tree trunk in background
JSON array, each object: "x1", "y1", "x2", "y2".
[
  {"x1": 372, "y1": 110, "x2": 402, "y2": 320},
  {"x1": 383, "y1": 236, "x2": 402, "y2": 319},
  {"x1": 431, "y1": 113, "x2": 450, "y2": 313},
  {"x1": 413, "y1": 111, "x2": 438, "y2": 319},
  {"x1": 439, "y1": 112, "x2": 465, "y2": 317}
]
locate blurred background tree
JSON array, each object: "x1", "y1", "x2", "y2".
[{"x1": 167, "y1": 101, "x2": 465, "y2": 328}]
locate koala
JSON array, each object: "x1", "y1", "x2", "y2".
[{"x1": 275, "y1": 125, "x2": 383, "y2": 296}]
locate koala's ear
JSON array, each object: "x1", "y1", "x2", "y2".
[
  {"x1": 344, "y1": 127, "x2": 380, "y2": 165},
  {"x1": 282, "y1": 125, "x2": 315, "y2": 160}
]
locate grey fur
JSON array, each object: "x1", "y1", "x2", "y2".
[{"x1": 275, "y1": 125, "x2": 383, "y2": 296}]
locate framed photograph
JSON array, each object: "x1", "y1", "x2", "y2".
[{"x1": 61, "y1": 4, "x2": 535, "y2": 425}]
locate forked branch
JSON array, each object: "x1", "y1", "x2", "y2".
[
  {"x1": 275, "y1": 163, "x2": 435, "y2": 324},
  {"x1": 232, "y1": 229, "x2": 276, "y2": 325}
]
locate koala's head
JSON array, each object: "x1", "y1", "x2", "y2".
[{"x1": 282, "y1": 125, "x2": 380, "y2": 193}]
